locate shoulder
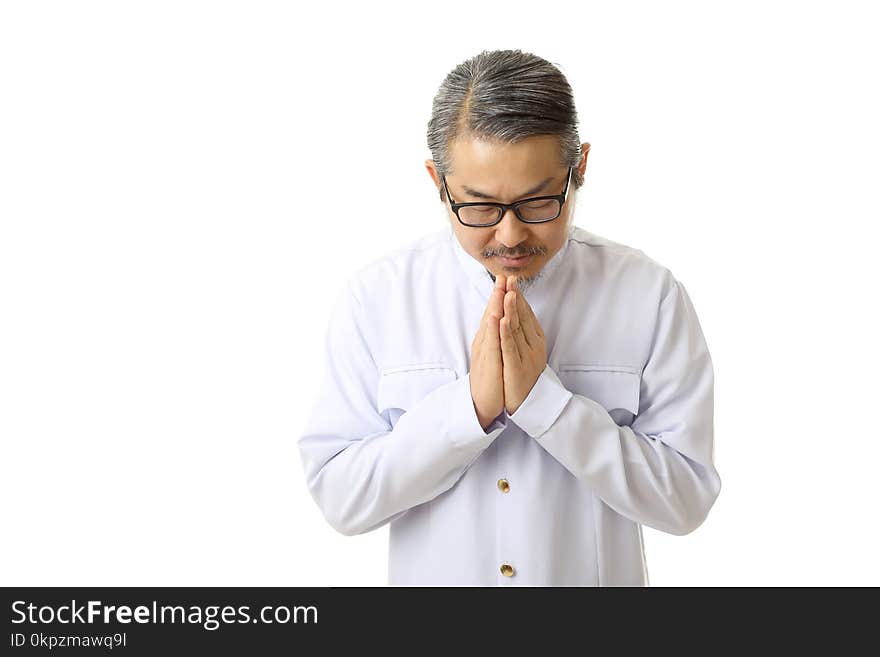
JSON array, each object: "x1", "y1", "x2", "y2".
[
  {"x1": 567, "y1": 225, "x2": 677, "y2": 300},
  {"x1": 344, "y1": 227, "x2": 452, "y2": 304}
]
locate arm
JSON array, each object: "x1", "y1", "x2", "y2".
[
  {"x1": 297, "y1": 281, "x2": 507, "y2": 536},
  {"x1": 509, "y1": 278, "x2": 720, "y2": 536}
]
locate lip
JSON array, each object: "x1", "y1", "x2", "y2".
[{"x1": 497, "y1": 255, "x2": 532, "y2": 268}]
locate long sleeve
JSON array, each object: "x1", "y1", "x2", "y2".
[
  {"x1": 298, "y1": 280, "x2": 507, "y2": 536},
  {"x1": 509, "y1": 278, "x2": 720, "y2": 536}
]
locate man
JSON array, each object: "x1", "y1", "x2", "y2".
[{"x1": 298, "y1": 49, "x2": 720, "y2": 586}]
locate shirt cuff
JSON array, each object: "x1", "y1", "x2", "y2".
[
  {"x1": 483, "y1": 410, "x2": 508, "y2": 435},
  {"x1": 508, "y1": 364, "x2": 573, "y2": 438}
]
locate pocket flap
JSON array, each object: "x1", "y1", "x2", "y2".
[
  {"x1": 557, "y1": 364, "x2": 641, "y2": 415},
  {"x1": 377, "y1": 364, "x2": 458, "y2": 414}
]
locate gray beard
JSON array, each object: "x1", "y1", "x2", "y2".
[{"x1": 487, "y1": 267, "x2": 545, "y2": 296}]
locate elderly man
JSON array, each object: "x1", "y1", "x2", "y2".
[{"x1": 298, "y1": 49, "x2": 720, "y2": 586}]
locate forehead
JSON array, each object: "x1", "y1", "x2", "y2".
[{"x1": 447, "y1": 134, "x2": 562, "y2": 183}]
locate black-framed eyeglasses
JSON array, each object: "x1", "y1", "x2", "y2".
[{"x1": 442, "y1": 166, "x2": 573, "y2": 227}]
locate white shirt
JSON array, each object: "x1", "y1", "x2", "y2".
[{"x1": 298, "y1": 223, "x2": 720, "y2": 586}]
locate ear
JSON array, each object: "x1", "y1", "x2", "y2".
[
  {"x1": 425, "y1": 159, "x2": 441, "y2": 189},
  {"x1": 578, "y1": 143, "x2": 591, "y2": 179},
  {"x1": 425, "y1": 159, "x2": 446, "y2": 202}
]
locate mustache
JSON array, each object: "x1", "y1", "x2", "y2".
[{"x1": 483, "y1": 246, "x2": 547, "y2": 258}]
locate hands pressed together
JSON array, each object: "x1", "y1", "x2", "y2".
[{"x1": 470, "y1": 274, "x2": 547, "y2": 431}]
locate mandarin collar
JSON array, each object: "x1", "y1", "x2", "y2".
[{"x1": 449, "y1": 222, "x2": 574, "y2": 303}]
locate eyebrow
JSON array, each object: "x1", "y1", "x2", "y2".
[{"x1": 461, "y1": 175, "x2": 556, "y2": 201}]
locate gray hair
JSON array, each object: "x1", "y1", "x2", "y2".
[{"x1": 427, "y1": 49, "x2": 584, "y2": 203}]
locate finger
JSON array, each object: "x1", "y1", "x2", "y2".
[
  {"x1": 504, "y1": 290, "x2": 519, "y2": 333},
  {"x1": 512, "y1": 278, "x2": 544, "y2": 340},
  {"x1": 509, "y1": 291, "x2": 531, "y2": 355},
  {"x1": 480, "y1": 295, "x2": 500, "y2": 348},
  {"x1": 513, "y1": 289, "x2": 535, "y2": 345},
  {"x1": 476, "y1": 276, "x2": 504, "y2": 351},
  {"x1": 499, "y1": 314, "x2": 521, "y2": 364},
  {"x1": 490, "y1": 274, "x2": 505, "y2": 319},
  {"x1": 509, "y1": 276, "x2": 528, "y2": 327},
  {"x1": 487, "y1": 310, "x2": 501, "y2": 353},
  {"x1": 504, "y1": 289, "x2": 530, "y2": 351},
  {"x1": 487, "y1": 308, "x2": 502, "y2": 351},
  {"x1": 486, "y1": 312, "x2": 502, "y2": 373}
]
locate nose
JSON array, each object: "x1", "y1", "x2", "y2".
[{"x1": 494, "y1": 207, "x2": 530, "y2": 250}]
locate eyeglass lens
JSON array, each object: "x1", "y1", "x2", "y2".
[{"x1": 459, "y1": 198, "x2": 561, "y2": 226}]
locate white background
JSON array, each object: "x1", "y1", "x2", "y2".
[{"x1": 2, "y1": 1, "x2": 878, "y2": 586}]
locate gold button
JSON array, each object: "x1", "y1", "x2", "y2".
[
  {"x1": 497, "y1": 478, "x2": 510, "y2": 493},
  {"x1": 500, "y1": 563, "x2": 515, "y2": 577}
]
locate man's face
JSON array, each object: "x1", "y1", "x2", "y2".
[{"x1": 434, "y1": 134, "x2": 581, "y2": 287}]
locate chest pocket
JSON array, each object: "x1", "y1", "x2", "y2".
[
  {"x1": 557, "y1": 364, "x2": 642, "y2": 427},
  {"x1": 376, "y1": 364, "x2": 458, "y2": 427}
]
